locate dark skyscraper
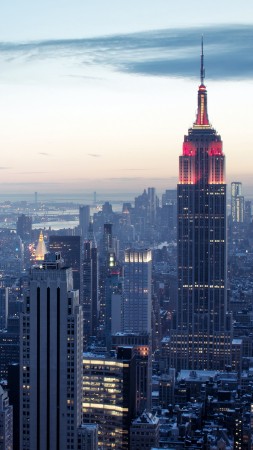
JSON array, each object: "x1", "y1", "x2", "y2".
[
  {"x1": 20, "y1": 253, "x2": 83, "y2": 450},
  {"x1": 169, "y1": 42, "x2": 231, "y2": 371},
  {"x1": 49, "y1": 235, "x2": 82, "y2": 299},
  {"x1": 83, "y1": 222, "x2": 99, "y2": 344}
]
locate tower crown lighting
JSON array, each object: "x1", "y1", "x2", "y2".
[{"x1": 194, "y1": 37, "x2": 210, "y2": 128}]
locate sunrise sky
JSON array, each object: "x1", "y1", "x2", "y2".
[{"x1": 1, "y1": 1, "x2": 253, "y2": 197}]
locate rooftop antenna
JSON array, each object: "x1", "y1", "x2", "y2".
[{"x1": 200, "y1": 35, "x2": 205, "y2": 85}]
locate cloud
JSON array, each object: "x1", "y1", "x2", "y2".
[
  {"x1": 0, "y1": 167, "x2": 11, "y2": 170},
  {"x1": 38, "y1": 152, "x2": 50, "y2": 156},
  {"x1": 16, "y1": 171, "x2": 48, "y2": 175},
  {"x1": 1, "y1": 25, "x2": 253, "y2": 80},
  {"x1": 87, "y1": 153, "x2": 101, "y2": 158},
  {"x1": 119, "y1": 168, "x2": 153, "y2": 171}
]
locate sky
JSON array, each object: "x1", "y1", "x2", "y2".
[{"x1": 1, "y1": 1, "x2": 253, "y2": 198}]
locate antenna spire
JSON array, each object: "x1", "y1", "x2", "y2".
[
  {"x1": 200, "y1": 35, "x2": 205, "y2": 85},
  {"x1": 195, "y1": 36, "x2": 209, "y2": 127}
]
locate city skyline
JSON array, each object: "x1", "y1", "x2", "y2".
[{"x1": 1, "y1": 2, "x2": 253, "y2": 195}]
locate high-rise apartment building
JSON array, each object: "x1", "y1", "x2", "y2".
[
  {"x1": 20, "y1": 253, "x2": 83, "y2": 450},
  {"x1": 123, "y1": 249, "x2": 152, "y2": 334},
  {"x1": 169, "y1": 42, "x2": 231, "y2": 371}
]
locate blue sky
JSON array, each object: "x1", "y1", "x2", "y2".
[{"x1": 1, "y1": 1, "x2": 253, "y2": 196}]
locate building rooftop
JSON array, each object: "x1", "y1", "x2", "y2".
[{"x1": 132, "y1": 410, "x2": 159, "y2": 426}]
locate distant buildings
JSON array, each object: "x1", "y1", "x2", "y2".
[
  {"x1": 0, "y1": 287, "x2": 8, "y2": 330},
  {"x1": 16, "y1": 214, "x2": 32, "y2": 241},
  {"x1": 0, "y1": 385, "x2": 13, "y2": 450},
  {"x1": 79, "y1": 205, "x2": 90, "y2": 241}
]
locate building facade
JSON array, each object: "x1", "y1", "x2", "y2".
[
  {"x1": 49, "y1": 235, "x2": 82, "y2": 299},
  {"x1": 123, "y1": 249, "x2": 152, "y2": 334},
  {"x1": 169, "y1": 43, "x2": 231, "y2": 371},
  {"x1": 231, "y1": 181, "x2": 244, "y2": 223},
  {"x1": 20, "y1": 253, "x2": 83, "y2": 450},
  {"x1": 0, "y1": 385, "x2": 13, "y2": 450},
  {"x1": 77, "y1": 424, "x2": 98, "y2": 450},
  {"x1": 83, "y1": 238, "x2": 99, "y2": 345},
  {"x1": 130, "y1": 411, "x2": 159, "y2": 450},
  {"x1": 112, "y1": 332, "x2": 152, "y2": 414},
  {"x1": 79, "y1": 205, "x2": 90, "y2": 241},
  {"x1": 82, "y1": 347, "x2": 136, "y2": 449}
]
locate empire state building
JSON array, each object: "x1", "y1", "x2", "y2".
[{"x1": 169, "y1": 42, "x2": 232, "y2": 371}]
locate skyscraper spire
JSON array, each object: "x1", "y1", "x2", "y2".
[
  {"x1": 200, "y1": 35, "x2": 205, "y2": 85},
  {"x1": 195, "y1": 37, "x2": 209, "y2": 127}
]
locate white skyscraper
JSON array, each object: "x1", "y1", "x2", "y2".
[
  {"x1": 231, "y1": 181, "x2": 244, "y2": 223},
  {"x1": 20, "y1": 252, "x2": 83, "y2": 450},
  {"x1": 123, "y1": 249, "x2": 152, "y2": 334}
]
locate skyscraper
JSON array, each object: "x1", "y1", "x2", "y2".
[
  {"x1": 83, "y1": 223, "x2": 99, "y2": 344},
  {"x1": 20, "y1": 253, "x2": 83, "y2": 450},
  {"x1": 169, "y1": 41, "x2": 231, "y2": 371},
  {"x1": 79, "y1": 205, "x2": 90, "y2": 240},
  {"x1": 98, "y1": 223, "x2": 114, "y2": 332},
  {"x1": 123, "y1": 248, "x2": 152, "y2": 334},
  {"x1": 231, "y1": 181, "x2": 244, "y2": 223}
]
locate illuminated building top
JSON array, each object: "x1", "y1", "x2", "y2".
[
  {"x1": 179, "y1": 39, "x2": 225, "y2": 186},
  {"x1": 35, "y1": 230, "x2": 47, "y2": 261},
  {"x1": 194, "y1": 37, "x2": 210, "y2": 128}
]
